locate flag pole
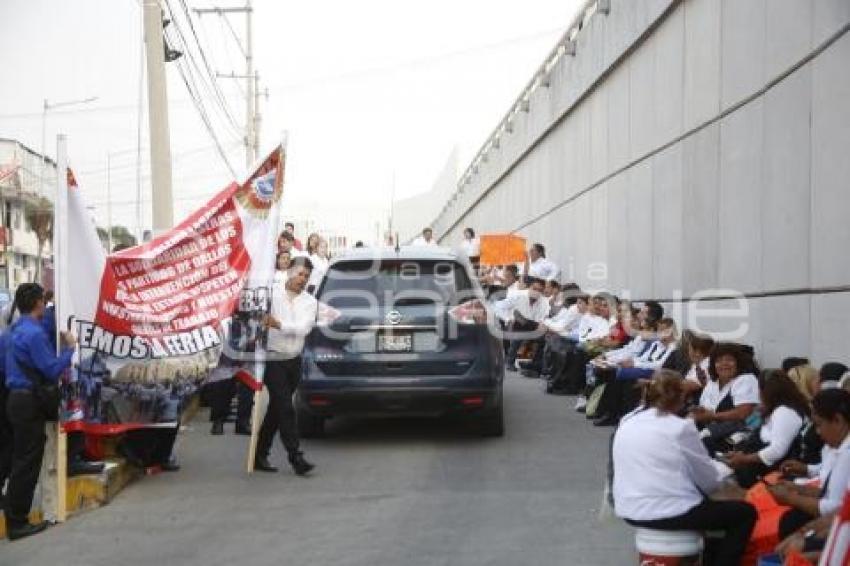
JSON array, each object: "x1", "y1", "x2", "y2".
[{"x1": 54, "y1": 134, "x2": 69, "y2": 522}]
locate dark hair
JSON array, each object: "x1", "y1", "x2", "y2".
[
  {"x1": 532, "y1": 243, "x2": 545, "y2": 257},
  {"x1": 354, "y1": 241, "x2": 364, "y2": 248},
  {"x1": 782, "y1": 357, "x2": 810, "y2": 372},
  {"x1": 644, "y1": 301, "x2": 664, "y2": 324},
  {"x1": 545, "y1": 279, "x2": 560, "y2": 290},
  {"x1": 708, "y1": 342, "x2": 751, "y2": 381},
  {"x1": 689, "y1": 333, "x2": 715, "y2": 357},
  {"x1": 285, "y1": 222, "x2": 295, "y2": 230},
  {"x1": 561, "y1": 283, "x2": 582, "y2": 306},
  {"x1": 14, "y1": 283, "x2": 45, "y2": 315},
  {"x1": 812, "y1": 389, "x2": 850, "y2": 423},
  {"x1": 289, "y1": 256, "x2": 314, "y2": 272},
  {"x1": 464, "y1": 227, "x2": 475, "y2": 238},
  {"x1": 278, "y1": 231, "x2": 295, "y2": 243},
  {"x1": 44, "y1": 289, "x2": 54, "y2": 303},
  {"x1": 526, "y1": 277, "x2": 545, "y2": 288},
  {"x1": 504, "y1": 264, "x2": 519, "y2": 278},
  {"x1": 643, "y1": 369, "x2": 685, "y2": 413},
  {"x1": 821, "y1": 362, "x2": 849, "y2": 384},
  {"x1": 761, "y1": 369, "x2": 811, "y2": 419},
  {"x1": 423, "y1": 227, "x2": 433, "y2": 234}
]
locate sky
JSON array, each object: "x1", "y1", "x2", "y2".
[{"x1": 0, "y1": 0, "x2": 583, "y2": 244}]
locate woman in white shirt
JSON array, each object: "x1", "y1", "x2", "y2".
[
  {"x1": 724, "y1": 370, "x2": 810, "y2": 487},
  {"x1": 613, "y1": 370, "x2": 757, "y2": 566},
  {"x1": 768, "y1": 388, "x2": 850, "y2": 541},
  {"x1": 460, "y1": 227, "x2": 480, "y2": 268},
  {"x1": 307, "y1": 238, "x2": 330, "y2": 294},
  {"x1": 691, "y1": 343, "x2": 761, "y2": 454}
]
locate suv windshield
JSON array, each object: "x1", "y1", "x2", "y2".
[{"x1": 318, "y1": 260, "x2": 474, "y2": 309}]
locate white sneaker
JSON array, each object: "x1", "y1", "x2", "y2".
[{"x1": 574, "y1": 396, "x2": 587, "y2": 411}]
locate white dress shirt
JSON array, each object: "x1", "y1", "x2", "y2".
[
  {"x1": 460, "y1": 238, "x2": 480, "y2": 257},
  {"x1": 575, "y1": 313, "x2": 610, "y2": 343},
  {"x1": 412, "y1": 236, "x2": 438, "y2": 247},
  {"x1": 526, "y1": 257, "x2": 560, "y2": 281},
  {"x1": 633, "y1": 340, "x2": 676, "y2": 370},
  {"x1": 307, "y1": 253, "x2": 329, "y2": 291},
  {"x1": 604, "y1": 335, "x2": 648, "y2": 364},
  {"x1": 805, "y1": 435, "x2": 850, "y2": 516},
  {"x1": 613, "y1": 407, "x2": 723, "y2": 521},
  {"x1": 698, "y1": 373, "x2": 760, "y2": 411},
  {"x1": 266, "y1": 289, "x2": 318, "y2": 359},
  {"x1": 757, "y1": 406, "x2": 804, "y2": 466},
  {"x1": 543, "y1": 304, "x2": 583, "y2": 337},
  {"x1": 494, "y1": 290, "x2": 550, "y2": 323}
]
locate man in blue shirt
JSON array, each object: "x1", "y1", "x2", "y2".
[
  {"x1": 0, "y1": 327, "x2": 12, "y2": 509},
  {"x1": 5, "y1": 283, "x2": 75, "y2": 541}
]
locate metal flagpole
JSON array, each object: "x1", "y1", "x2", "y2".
[{"x1": 54, "y1": 134, "x2": 69, "y2": 522}]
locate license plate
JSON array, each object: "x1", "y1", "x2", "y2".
[{"x1": 378, "y1": 334, "x2": 412, "y2": 352}]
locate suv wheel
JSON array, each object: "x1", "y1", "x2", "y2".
[
  {"x1": 477, "y1": 398, "x2": 504, "y2": 437},
  {"x1": 297, "y1": 406, "x2": 326, "y2": 438}
]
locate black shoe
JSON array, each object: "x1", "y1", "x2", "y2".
[
  {"x1": 211, "y1": 421, "x2": 224, "y2": 435},
  {"x1": 254, "y1": 456, "x2": 278, "y2": 473},
  {"x1": 8, "y1": 521, "x2": 48, "y2": 541},
  {"x1": 68, "y1": 460, "x2": 105, "y2": 477},
  {"x1": 289, "y1": 453, "x2": 314, "y2": 476},
  {"x1": 593, "y1": 415, "x2": 619, "y2": 427},
  {"x1": 234, "y1": 421, "x2": 251, "y2": 435}
]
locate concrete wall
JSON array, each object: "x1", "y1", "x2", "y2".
[{"x1": 429, "y1": 0, "x2": 850, "y2": 367}]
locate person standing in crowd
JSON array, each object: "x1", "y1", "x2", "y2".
[
  {"x1": 460, "y1": 227, "x2": 480, "y2": 270},
  {"x1": 523, "y1": 243, "x2": 559, "y2": 281},
  {"x1": 412, "y1": 227, "x2": 438, "y2": 246},
  {"x1": 614, "y1": 371, "x2": 757, "y2": 566},
  {"x1": 0, "y1": 319, "x2": 12, "y2": 510},
  {"x1": 284, "y1": 222, "x2": 303, "y2": 251},
  {"x1": 278, "y1": 231, "x2": 304, "y2": 258},
  {"x1": 255, "y1": 257, "x2": 317, "y2": 476},
  {"x1": 307, "y1": 237, "x2": 330, "y2": 294},
  {"x1": 4, "y1": 283, "x2": 76, "y2": 541}
]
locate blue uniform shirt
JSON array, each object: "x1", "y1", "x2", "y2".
[
  {"x1": 42, "y1": 304, "x2": 57, "y2": 351},
  {"x1": 0, "y1": 329, "x2": 8, "y2": 384},
  {"x1": 5, "y1": 315, "x2": 74, "y2": 391}
]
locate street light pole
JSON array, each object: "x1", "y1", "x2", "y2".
[{"x1": 40, "y1": 96, "x2": 98, "y2": 196}]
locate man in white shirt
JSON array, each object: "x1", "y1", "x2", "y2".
[
  {"x1": 255, "y1": 257, "x2": 318, "y2": 476},
  {"x1": 278, "y1": 231, "x2": 306, "y2": 258},
  {"x1": 523, "y1": 243, "x2": 559, "y2": 281},
  {"x1": 412, "y1": 227, "x2": 438, "y2": 247},
  {"x1": 494, "y1": 278, "x2": 549, "y2": 369}
]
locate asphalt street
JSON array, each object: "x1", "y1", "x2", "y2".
[{"x1": 2, "y1": 371, "x2": 635, "y2": 566}]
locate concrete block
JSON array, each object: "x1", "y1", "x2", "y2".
[
  {"x1": 683, "y1": 0, "x2": 721, "y2": 130},
  {"x1": 813, "y1": 0, "x2": 850, "y2": 46},
  {"x1": 629, "y1": 33, "x2": 656, "y2": 160},
  {"x1": 759, "y1": 295, "x2": 812, "y2": 368},
  {"x1": 811, "y1": 293, "x2": 850, "y2": 365},
  {"x1": 606, "y1": 172, "x2": 631, "y2": 293},
  {"x1": 811, "y1": 34, "x2": 850, "y2": 288},
  {"x1": 653, "y1": 4, "x2": 685, "y2": 147},
  {"x1": 651, "y1": 144, "x2": 684, "y2": 299},
  {"x1": 761, "y1": 66, "x2": 812, "y2": 291},
  {"x1": 765, "y1": 0, "x2": 812, "y2": 80},
  {"x1": 681, "y1": 123, "x2": 720, "y2": 295},
  {"x1": 606, "y1": 64, "x2": 631, "y2": 172},
  {"x1": 721, "y1": 0, "x2": 766, "y2": 109},
  {"x1": 718, "y1": 99, "x2": 764, "y2": 294},
  {"x1": 626, "y1": 160, "x2": 654, "y2": 297}
]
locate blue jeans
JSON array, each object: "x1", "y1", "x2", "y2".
[{"x1": 615, "y1": 367, "x2": 654, "y2": 381}]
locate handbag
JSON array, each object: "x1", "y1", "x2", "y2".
[{"x1": 18, "y1": 360, "x2": 60, "y2": 421}]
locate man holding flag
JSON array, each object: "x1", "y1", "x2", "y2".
[{"x1": 254, "y1": 256, "x2": 317, "y2": 476}]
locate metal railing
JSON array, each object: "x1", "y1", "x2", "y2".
[{"x1": 434, "y1": 0, "x2": 610, "y2": 233}]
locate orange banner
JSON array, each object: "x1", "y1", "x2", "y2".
[{"x1": 479, "y1": 234, "x2": 526, "y2": 266}]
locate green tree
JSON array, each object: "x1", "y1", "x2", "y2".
[{"x1": 23, "y1": 196, "x2": 53, "y2": 281}]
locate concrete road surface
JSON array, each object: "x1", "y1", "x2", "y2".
[{"x1": 2, "y1": 372, "x2": 635, "y2": 566}]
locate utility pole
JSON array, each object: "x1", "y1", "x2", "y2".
[
  {"x1": 196, "y1": 2, "x2": 263, "y2": 169},
  {"x1": 143, "y1": 0, "x2": 175, "y2": 232}
]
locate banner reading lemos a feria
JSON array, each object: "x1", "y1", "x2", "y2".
[{"x1": 59, "y1": 146, "x2": 284, "y2": 430}]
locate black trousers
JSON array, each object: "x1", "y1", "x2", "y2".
[
  {"x1": 5, "y1": 390, "x2": 46, "y2": 527},
  {"x1": 119, "y1": 425, "x2": 179, "y2": 468},
  {"x1": 257, "y1": 357, "x2": 302, "y2": 460},
  {"x1": 0, "y1": 384, "x2": 13, "y2": 493},
  {"x1": 626, "y1": 499, "x2": 757, "y2": 566},
  {"x1": 207, "y1": 378, "x2": 254, "y2": 424}
]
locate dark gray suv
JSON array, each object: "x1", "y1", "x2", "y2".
[{"x1": 297, "y1": 246, "x2": 505, "y2": 437}]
